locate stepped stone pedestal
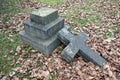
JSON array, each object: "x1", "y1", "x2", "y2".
[
  {"x1": 19, "y1": 7, "x2": 107, "y2": 67},
  {"x1": 19, "y1": 8, "x2": 64, "y2": 55}
]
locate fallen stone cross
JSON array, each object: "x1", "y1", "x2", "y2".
[
  {"x1": 58, "y1": 26, "x2": 106, "y2": 67},
  {"x1": 19, "y1": 7, "x2": 107, "y2": 67}
]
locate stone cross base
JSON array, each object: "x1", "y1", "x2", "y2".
[
  {"x1": 19, "y1": 8, "x2": 64, "y2": 56},
  {"x1": 19, "y1": 8, "x2": 107, "y2": 67},
  {"x1": 19, "y1": 31, "x2": 60, "y2": 55}
]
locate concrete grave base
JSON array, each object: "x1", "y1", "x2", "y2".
[{"x1": 19, "y1": 30, "x2": 61, "y2": 56}]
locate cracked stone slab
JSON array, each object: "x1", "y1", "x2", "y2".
[
  {"x1": 58, "y1": 26, "x2": 107, "y2": 67},
  {"x1": 24, "y1": 17, "x2": 64, "y2": 39},
  {"x1": 30, "y1": 8, "x2": 58, "y2": 25},
  {"x1": 19, "y1": 30, "x2": 61, "y2": 56}
]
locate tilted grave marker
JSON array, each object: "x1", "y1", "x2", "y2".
[
  {"x1": 58, "y1": 26, "x2": 106, "y2": 67},
  {"x1": 19, "y1": 8, "x2": 107, "y2": 67}
]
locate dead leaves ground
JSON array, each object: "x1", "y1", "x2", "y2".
[{"x1": 0, "y1": 0, "x2": 120, "y2": 80}]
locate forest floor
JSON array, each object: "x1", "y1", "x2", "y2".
[{"x1": 0, "y1": 0, "x2": 120, "y2": 80}]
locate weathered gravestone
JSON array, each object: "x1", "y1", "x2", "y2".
[
  {"x1": 58, "y1": 26, "x2": 106, "y2": 67},
  {"x1": 19, "y1": 8, "x2": 107, "y2": 67},
  {"x1": 19, "y1": 8, "x2": 64, "y2": 55}
]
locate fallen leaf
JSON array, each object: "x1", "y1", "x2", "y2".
[{"x1": 16, "y1": 46, "x2": 21, "y2": 53}]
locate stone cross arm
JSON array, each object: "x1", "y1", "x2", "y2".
[{"x1": 58, "y1": 26, "x2": 107, "y2": 67}]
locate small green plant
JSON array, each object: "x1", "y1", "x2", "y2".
[
  {"x1": 37, "y1": 61, "x2": 43, "y2": 67},
  {"x1": 49, "y1": 70, "x2": 57, "y2": 80},
  {"x1": 105, "y1": 31, "x2": 114, "y2": 37},
  {"x1": 65, "y1": 11, "x2": 72, "y2": 19}
]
